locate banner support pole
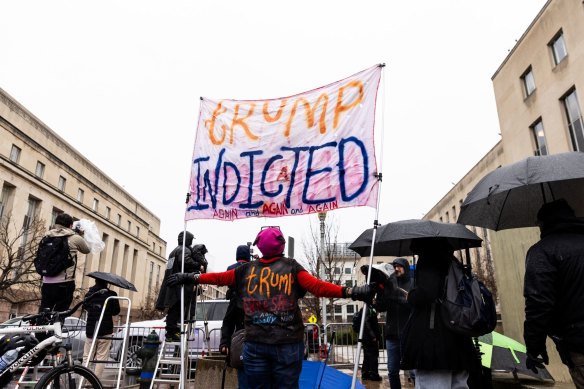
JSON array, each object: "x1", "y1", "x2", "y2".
[
  {"x1": 351, "y1": 63, "x2": 386, "y2": 389},
  {"x1": 179, "y1": 192, "x2": 191, "y2": 389}
]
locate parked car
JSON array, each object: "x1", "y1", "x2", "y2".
[
  {"x1": 0, "y1": 316, "x2": 87, "y2": 361},
  {"x1": 110, "y1": 299, "x2": 229, "y2": 373}
]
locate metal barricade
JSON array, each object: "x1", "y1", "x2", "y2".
[{"x1": 324, "y1": 322, "x2": 387, "y2": 372}]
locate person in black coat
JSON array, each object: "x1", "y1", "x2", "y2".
[
  {"x1": 353, "y1": 306, "x2": 382, "y2": 381},
  {"x1": 220, "y1": 245, "x2": 251, "y2": 389},
  {"x1": 401, "y1": 238, "x2": 476, "y2": 389},
  {"x1": 524, "y1": 199, "x2": 584, "y2": 388},
  {"x1": 83, "y1": 279, "x2": 120, "y2": 377},
  {"x1": 155, "y1": 231, "x2": 207, "y2": 341},
  {"x1": 377, "y1": 258, "x2": 415, "y2": 389}
]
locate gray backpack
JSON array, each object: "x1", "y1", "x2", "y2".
[{"x1": 439, "y1": 259, "x2": 497, "y2": 337}]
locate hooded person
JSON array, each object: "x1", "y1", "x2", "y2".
[
  {"x1": 39, "y1": 212, "x2": 90, "y2": 313},
  {"x1": 375, "y1": 258, "x2": 415, "y2": 389},
  {"x1": 155, "y1": 231, "x2": 203, "y2": 342},
  {"x1": 220, "y1": 244, "x2": 252, "y2": 389},
  {"x1": 401, "y1": 238, "x2": 477, "y2": 389},
  {"x1": 523, "y1": 199, "x2": 584, "y2": 387},
  {"x1": 168, "y1": 227, "x2": 375, "y2": 389}
]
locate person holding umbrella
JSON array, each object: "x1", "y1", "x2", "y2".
[
  {"x1": 168, "y1": 226, "x2": 375, "y2": 389},
  {"x1": 82, "y1": 278, "x2": 120, "y2": 377},
  {"x1": 523, "y1": 199, "x2": 584, "y2": 387},
  {"x1": 400, "y1": 238, "x2": 477, "y2": 389}
]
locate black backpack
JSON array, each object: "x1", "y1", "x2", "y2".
[
  {"x1": 34, "y1": 235, "x2": 74, "y2": 277},
  {"x1": 439, "y1": 259, "x2": 497, "y2": 337}
]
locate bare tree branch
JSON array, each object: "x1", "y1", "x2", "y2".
[
  {"x1": 0, "y1": 213, "x2": 44, "y2": 305},
  {"x1": 300, "y1": 215, "x2": 358, "y2": 322}
]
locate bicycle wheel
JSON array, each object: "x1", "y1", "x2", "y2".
[{"x1": 34, "y1": 365, "x2": 103, "y2": 389}]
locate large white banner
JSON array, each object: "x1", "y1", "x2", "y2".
[{"x1": 185, "y1": 65, "x2": 382, "y2": 221}]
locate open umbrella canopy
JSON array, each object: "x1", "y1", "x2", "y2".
[
  {"x1": 349, "y1": 219, "x2": 482, "y2": 257},
  {"x1": 87, "y1": 271, "x2": 137, "y2": 292},
  {"x1": 478, "y1": 331, "x2": 554, "y2": 383},
  {"x1": 458, "y1": 152, "x2": 584, "y2": 230}
]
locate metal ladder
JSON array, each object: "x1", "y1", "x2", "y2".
[
  {"x1": 83, "y1": 296, "x2": 132, "y2": 389},
  {"x1": 148, "y1": 320, "x2": 200, "y2": 388}
]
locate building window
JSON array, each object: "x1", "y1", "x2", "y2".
[
  {"x1": 346, "y1": 305, "x2": 355, "y2": 314},
  {"x1": 22, "y1": 197, "x2": 41, "y2": 247},
  {"x1": 105, "y1": 206, "x2": 111, "y2": 219},
  {"x1": 451, "y1": 205, "x2": 457, "y2": 221},
  {"x1": 152, "y1": 242, "x2": 156, "y2": 251},
  {"x1": 117, "y1": 214, "x2": 122, "y2": 226},
  {"x1": 9, "y1": 145, "x2": 21, "y2": 163},
  {"x1": 77, "y1": 188, "x2": 84, "y2": 203},
  {"x1": 127, "y1": 220, "x2": 131, "y2": 232},
  {"x1": 344, "y1": 267, "x2": 352, "y2": 275},
  {"x1": 530, "y1": 119, "x2": 548, "y2": 156},
  {"x1": 57, "y1": 176, "x2": 66, "y2": 191},
  {"x1": 445, "y1": 211, "x2": 450, "y2": 223},
  {"x1": 334, "y1": 305, "x2": 342, "y2": 314},
  {"x1": 35, "y1": 162, "x2": 45, "y2": 178},
  {"x1": 0, "y1": 184, "x2": 15, "y2": 220},
  {"x1": 136, "y1": 226, "x2": 140, "y2": 237},
  {"x1": 562, "y1": 89, "x2": 584, "y2": 151},
  {"x1": 521, "y1": 67, "x2": 536, "y2": 97},
  {"x1": 550, "y1": 31, "x2": 567, "y2": 65},
  {"x1": 51, "y1": 207, "x2": 63, "y2": 227},
  {"x1": 92, "y1": 198, "x2": 99, "y2": 212}
]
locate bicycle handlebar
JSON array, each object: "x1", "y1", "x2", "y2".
[{"x1": 23, "y1": 288, "x2": 109, "y2": 323}]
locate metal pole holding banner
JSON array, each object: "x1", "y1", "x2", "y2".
[
  {"x1": 351, "y1": 63, "x2": 386, "y2": 389},
  {"x1": 179, "y1": 192, "x2": 190, "y2": 389},
  {"x1": 318, "y1": 212, "x2": 327, "y2": 342}
]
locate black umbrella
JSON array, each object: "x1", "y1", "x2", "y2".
[
  {"x1": 349, "y1": 219, "x2": 482, "y2": 257},
  {"x1": 87, "y1": 271, "x2": 138, "y2": 292},
  {"x1": 458, "y1": 152, "x2": 584, "y2": 230}
]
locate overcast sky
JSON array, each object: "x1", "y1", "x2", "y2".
[{"x1": 1, "y1": 1, "x2": 547, "y2": 272}]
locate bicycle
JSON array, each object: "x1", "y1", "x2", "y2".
[{"x1": 0, "y1": 289, "x2": 108, "y2": 389}]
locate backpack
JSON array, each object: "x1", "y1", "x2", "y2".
[
  {"x1": 439, "y1": 259, "x2": 497, "y2": 337},
  {"x1": 34, "y1": 235, "x2": 74, "y2": 277}
]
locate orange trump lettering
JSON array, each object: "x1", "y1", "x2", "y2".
[
  {"x1": 259, "y1": 267, "x2": 271, "y2": 298},
  {"x1": 230, "y1": 102, "x2": 259, "y2": 144},
  {"x1": 205, "y1": 102, "x2": 228, "y2": 145},
  {"x1": 263, "y1": 99, "x2": 287, "y2": 123},
  {"x1": 246, "y1": 267, "x2": 258, "y2": 295},
  {"x1": 284, "y1": 94, "x2": 329, "y2": 138},
  {"x1": 333, "y1": 80, "x2": 364, "y2": 129}
]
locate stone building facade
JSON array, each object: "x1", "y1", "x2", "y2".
[
  {"x1": 424, "y1": 0, "x2": 584, "y2": 382},
  {"x1": 0, "y1": 87, "x2": 167, "y2": 321}
]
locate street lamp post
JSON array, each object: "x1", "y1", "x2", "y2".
[{"x1": 318, "y1": 212, "x2": 327, "y2": 334}]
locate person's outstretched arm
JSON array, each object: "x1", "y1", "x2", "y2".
[{"x1": 167, "y1": 269, "x2": 236, "y2": 287}]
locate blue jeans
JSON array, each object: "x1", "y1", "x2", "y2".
[
  {"x1": 242, "y1": 341, "x2": 304, "y2": 389},
  {"x1": 386, "y1": 337, "x2": 402, "y2": 389},
  {"x1": 237, "y1": 368, "x2": 249, "y2": 389}
]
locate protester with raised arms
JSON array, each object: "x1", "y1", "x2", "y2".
[{"x1": 168, "y1": 226, "x2": 375, "y2": 389}]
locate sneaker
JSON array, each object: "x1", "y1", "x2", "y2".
[
  {"x1": 369, "y1": 374, "x2": 382, "y2": 381},
  {"x1": 165, "y1": 332, "x2": 181, "y2": 342},
  {"x1": 361, "y1": 373, "x2": 370, "y2": 381}
]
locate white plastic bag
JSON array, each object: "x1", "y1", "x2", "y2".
[{"x1": 72, "y1": 219, "x2": 105, "y2": 254}]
